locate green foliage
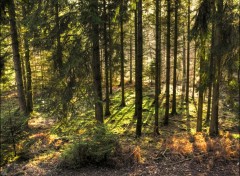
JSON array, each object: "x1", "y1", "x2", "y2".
[
  {"x1": 191, "y1": 0, "x2": 212, "y2": 40},
  {"x1": 60, "y1": 125, "x2": 119, "y2": 168},
  {"x1": 0, "y1": 110, "x2": 28, "y2": 166}
]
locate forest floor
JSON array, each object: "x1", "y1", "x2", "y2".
[{"x1": 1, "y1": 84, "x2": 239, "y2": 176}]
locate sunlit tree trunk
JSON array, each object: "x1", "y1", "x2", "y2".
[
  {"x1": 171, "y1": 0, "x2": 178, "y2": 115},
  {"x1": 8, "y1": 0, "x2": 27, "y2": 114},
  {"x1": 164, "y1": 0, "x2": 171, "y2": 126},
  {"x1": 136, "y1": 0, "x2": 143, "y2": 137},
  {"x1": 91, "y1": 0, "x2": 103, "y2": 123},
  {"x1": 104, "y1": 0, "x2": 110, "y2": 116},
  {"x1": 120, "y1": 0, "x2": 126, "y2": 107},
  {"x1": 154, "y1": 0, "x2": 160, "y2": 135}
]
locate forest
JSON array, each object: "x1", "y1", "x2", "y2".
[{"x1": 0, "y1": 0, "x2": 239, "y2": 175}]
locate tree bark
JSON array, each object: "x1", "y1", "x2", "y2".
[
  {"x1": 159, "y1": 0, "x2": 162, "y2": 95},
  {"x1": 104, "y1": 0, "x2": 110, "y2": 116},
  {"x1": 108, "y1": 1, "x2": 113, "y2": 95},
  {"x1": 164, "y1": 0, "x2": 171, "y2": 126},
  {"x1": 91, "y1": 0, "x2": 103, "y2": 123},
  {"x1": 129, "y1": 28, "x2": 133, "y2": 84},
  {"x1": 154, "y1": 0, "x2": 160, "y2": 135},
  {"x1": 206, "y1": 21, "x2": 215, "y2": 124},
  {"x1": 22, "y1": 5, "x2": 33, "y2": 112},
  {"x1": 136, "y1": 0, "x2": 143, "y2": 137},
  {"x1": 134, "y1": 3, "x2": 138, "y2": 117},
  {"x1": 210, "y1": 0, "x2": 223, "y2": 136},
  {"x1": 197, "y1": 40, "x2": 205, "y2": 132},
  {"x1": 120, "y1": 0, "x2": 125, "y2": 107},
  {"x1": 186, "y1": 0, "x2": 190, "y2": 104},
  {"x1": 192, "y1": 43, "x2": 197, "y2": 100},
  {"x1": 8, "y1": 0, "x2": 27, "y2": 114},
  {"x1": 181, "y1": 28, "x2": 186, "y2": 105},
  {"x1": 171, "y1": 0, "x2": 178, "y2": 115}
]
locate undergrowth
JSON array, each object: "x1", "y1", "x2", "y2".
[{"x1": 59, "y1": 125, "x2": 135, "y2": 168}]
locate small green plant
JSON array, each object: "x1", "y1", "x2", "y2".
[{"x1": 59, "y1": 125, "x2": 120, "y2": 168}]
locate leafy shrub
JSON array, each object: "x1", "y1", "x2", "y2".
[{"x1": 59, "y1": 125, "x2": 121, "y2": 168}]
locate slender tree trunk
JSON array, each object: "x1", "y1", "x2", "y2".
[
  {"x1": 164, "y1": 0, "x2": 171, "y2": 126},
  {"x1": 22, "y1": 5, "x2": 33, "y2": 112},
  {"x1": 197, "y1": 40, "x2": 205, "y2": 132},
  {"x1": 238, "y1": 16, "x2": 240, "y2": 118},
  {"x1": 210, "y1": 0, "x2": 223, "y2": 136},
  {"x1": 21, "y1": 58, "x2": 26, "y2": 93},
  {"x1": 8, "y1": 0, "x2": 27, "y2": 114},
  {"x1": 186, "y1": 0, "x2": 190, "y2": 104},
  {"x1": 91, "y1": 0, "x2": 103, "y2": 123},
  {"x1": 171, "y1": 0, "x2": 178, "y2": 115},
  {"x1": 206, "y1": 22, "x2": 215, "y2": 124},
  {"x1": 104, "y1": 0, "x2": 110, "y2": 116},
  {"x1": 192, "y1": 43, "x2": 197, "y2": 100},
  {"x1": 134, "y1": 3, "x2": 138, "y2": 117},
  {"x1": 159, "y1": 0, "x2": 162, "y2": 95},
  {"x1": 130, "y1": 28, "x2": 133, "y2": 84},
  {"x1": 23, "y1": 35, "x2": 33, "y2": 112},
  {"x1": 181, "y1": 26, "x2": 186, "y2": 106},
  {"x1": 54, "y1": 0, "x2": 63, "y2": 72},
  {"x1": 238, "y1": 50, "x2": 240, "y2": 118},
  {"x1": 108, "y1": 2, "x2": 113, "y2": 95},
  {"x1": 120, "y1": 0, "x2": 125, "y2": 107},
  {"x1": 154, "y1": 0, "x2": 160, "y2": 135},
  {"x1": 136, "y1": 0, "x2": 143, "y2": 137}
]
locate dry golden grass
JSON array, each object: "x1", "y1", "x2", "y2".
[
  {"x1": 162, "y1": 132, "x2": 239, "y2": 161},
  {"x1": 166, "y1": 134, "x2": 193, "y2": 155}
]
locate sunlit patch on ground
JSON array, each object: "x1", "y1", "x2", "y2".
[{"x1": 28, "y1": 116, "x2": 56, "y2": 129}]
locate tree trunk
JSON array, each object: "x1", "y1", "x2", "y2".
[
  {"x1": 197, "y1": 40, "x2": 205, "y2": 132},
  {"x1": 171, "y1": 0, "x2": 178, "y2": 115},
  {"x1": 159, "y1": 0, "x2": 162, "y2": 95},
  {"x1": 136, "y1": 0, "x2": 143, "y2": 137},
  {"x1": 120, "y1": 0, "x2": 125, "y2": 107},
  {"x1": 22, "y1": 5, "x2": 33, "y2": 112},
  {"x1": 181, "y1": 27, "x2": 186, "y2": 106},
  {"x1": 192, "y1": 43, "x2": 197, "y2": 100},
  {"x1": 108, "y1": 1, "x2": 113, "y2": 95},
  {"x1": 134, "y1": 3, "x2": 138, "y2": 117},
  {"x1": 164, "y1": 0, "x2": 171, "y2": 126},
  {"x1": 129, "y1": 28, "x2": 133, "y2": 84},
  {"x1": 104, "y1": 0, "x2": 110, "y2": 116},
  {"x1": 210, "y1": 0, "x2": 223, "y2": 136},
  {"x1": 91, "y1": 0, "x2": 103, "y2": 123},
  {"x1": 154, "y1": 0, "x2": 160, "y2": 135},
  {"x1": 206, "y1": 22, "x2": 215, "y2": 124},
  {"x1": 8, "y1": 0, "x2": 27, "y2": 114},
  {"x1": 186, "y1": 0, "x2": 190, "y2": 104}
]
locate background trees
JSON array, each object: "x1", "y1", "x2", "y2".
[{"x1": 0, "y1": 0, "x2": 239, "y2": 168}]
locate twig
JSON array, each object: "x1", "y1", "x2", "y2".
[{"x1": 169, "y1": 158, "x2": 192, "y2": 165}]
